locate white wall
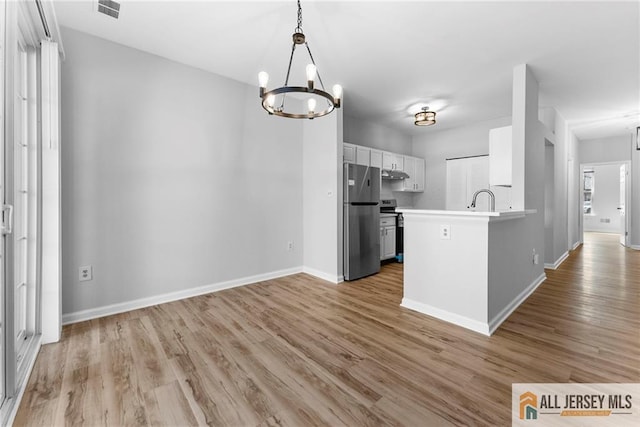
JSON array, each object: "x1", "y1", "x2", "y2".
[
  {"x1": 580, "y1": 135, "x2": 632, "y2": 164},
  {"x1": 632, "y1": 137, "x2": 640, "y2": 248},
  {"x1": 544, "y1": 144, "x2": 554, "y2": 264},
  {"x1": 412, "y1": 116, "x2": 512, "y2": 209},
  {"x1": 552, "y1": 111, "x2": 569, "y2": 261},
  {"x1": 487, "y1": 64, "x2": 545, "y2": 320},
  {"x1": 60, "y1": 28, "x2": 304, "y2": 317},
  {"x1": 583, "y1": 164, "x2": 623, "y2": 233},
  {"x1": 303, "y1": 111, "x2": 342, "y2": 282},
  {"x1": 568, "y1": 132, "x2": 581, "y2": 248}
]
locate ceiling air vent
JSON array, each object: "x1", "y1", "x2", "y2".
[{"x1": 97, "y1": 0, "x2": 120, "y2": 19}]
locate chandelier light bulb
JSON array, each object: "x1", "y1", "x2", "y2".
[
  {"x1": 306, "y1": 64, "x2": 316, "y2": 89},
  {"x1": 258, "y1": 71, "x2": 269, "y2": 88},
  {"x1": 308, "y1": 98, "x2": 317, "y2": 113},
  {"x1": 306, "y1": 64, "x2": 317, "y2": 82},
  {"x1": 332, "y1": 84, "x2": 342, "y2": 100}
]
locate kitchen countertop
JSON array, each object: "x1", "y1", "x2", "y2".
[{"x1": 397, "y1": 208, "x2": 536, "y2": 219}]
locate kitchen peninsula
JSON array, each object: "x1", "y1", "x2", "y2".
[{"x1": 397, "y1": 208, "x2": 542, "y2": 336}]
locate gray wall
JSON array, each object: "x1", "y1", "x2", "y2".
[
  {"x1": 61, "y1": 28, "x2": 303, "y2": 315},
  {"x1": 412, "y1": 116, "x2": 512, "y2": 209},
  {"x1": 579, "y1": 135, "x2": 632, "y2": 164},
  {"x1": 343, "y1": 114, "x2": 412, "y2": 154}
]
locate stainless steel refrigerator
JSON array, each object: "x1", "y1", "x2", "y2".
[{"x1": 343, "y1": 163, "x2": 380, "y2": 281}]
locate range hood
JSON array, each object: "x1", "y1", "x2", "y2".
[{"x1": 381, "y1": 169, "x2": 410, "y2": 180}]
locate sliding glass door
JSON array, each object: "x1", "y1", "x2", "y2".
[
  {"x1": 13, "y1": 28, "x2": 37, "y2": 374},
  {"x1": 0, "y1": 1, "x2": 41, "y2": 411}
]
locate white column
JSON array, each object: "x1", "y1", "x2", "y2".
[{"x1": 40, "y1": 40, "x2": 61, "y2": 344}]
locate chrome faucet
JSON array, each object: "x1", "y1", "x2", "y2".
[{"x1": 470, "y1": 189, "x2": 496, "y2": 212}]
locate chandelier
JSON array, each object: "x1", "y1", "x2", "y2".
[
  {"x1": 414, "y1": 107, "x2": 436, "y2": 126},
  {"x1": 258, "y1": 0, "x2": 342, "y2": 119}
]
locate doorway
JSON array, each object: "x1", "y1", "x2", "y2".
[{"x1": 580, "y1": 161, "x2": 630, "y2": 246}]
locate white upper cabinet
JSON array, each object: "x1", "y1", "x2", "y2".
[
  {"x1": 356, "y1": 145, "x2": 370, "y2": 166},
  {"x1": 414, "y1": 157, "x2": 425, "y2": 192},
  {"x1": 382, "y1": 151, "x2": 404, "y2": 171},
  {"x1": 344, "y1": 143, "x2": 424, "y2": 192},
  {"x1": 343, "y1": 143, "x2": 356, "y2": 164},
  {"x1": 489, "y1": 125, "x2": 512, "y2": 186},
  {"x1": 391, "y1": 156, "x2": 425, "y2": 192},
  {"x1": 402, "y1": 156, "x2": 415, "y2": 190},
  {"x1": 370, "y1": 149, "x2": 383, "y2": 169}
]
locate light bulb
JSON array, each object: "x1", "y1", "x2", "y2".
[
  {"x1": 332, "y1": 84, "x2": 343, "y2": 100},
  {"x1": 308, "y1": 98, "x2": 316, "y2": 113},
  {"x1": 258, "y1": 71, "x2": 269, "y2": 88},
  {"x1": 306, "y1": 64, "x2": 317, "y2": 82},
  {"x1": 266, "y1": 94, "x2": 275, "y2": 107}
]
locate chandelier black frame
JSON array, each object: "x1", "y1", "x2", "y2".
[{"x1": 258, "y1": 0, "x2": 341, "y2": 119}]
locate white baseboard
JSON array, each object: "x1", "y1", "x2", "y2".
[
  {"x1": 62, "y1": 266, "x2": 303, "y2": 325},
  {"x1": 544, "y1": 251, "x2": 569, "y2": 270},
  {"x1": 488, "y1": 273, "x2": 546, "y2": 335},
  {"x1": 401, "y1": 298, "x2": 491, "y2": 336},
  {"x1": 302, "y1": 266, "x2": 341, "y2": 284},
  {"x1": 571, "y1": 241, "x2": 581, "y2": 251},
  {"x1": 631, "y1": 245, "x2": 640, "y2": 251},
  {"x1": 401, "y1": 273, "x2": 547, "y2": 337}
]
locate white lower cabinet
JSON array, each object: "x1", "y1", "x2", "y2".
[{"x1": 380, "y1": 216, "x2": 396, "y2": 260}]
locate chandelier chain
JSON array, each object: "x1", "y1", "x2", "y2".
[{"x1": 296, "y1": 0, "x2": 303, "y2": 33}]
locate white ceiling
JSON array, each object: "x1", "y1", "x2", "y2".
[{"x1": 53, "y1": 0, "x2": 640, "y2": 140}]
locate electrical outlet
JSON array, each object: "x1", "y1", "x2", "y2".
[
  {"x1": 532, "y1": 249, "x2": 539, "y2": 265},
  {"x1": 79, "y1": 265, "x2": 93, "y2": 281},
  {"x1": 287, "y1": 241, "x2": 294, "y2": 251},
  {"x1": 440, "y1": 225, "x2": 451, "y2": 240}
]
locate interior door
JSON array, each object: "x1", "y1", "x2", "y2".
[{"x1": 619, "y1": 164, "x2": 627, "y2": 246}]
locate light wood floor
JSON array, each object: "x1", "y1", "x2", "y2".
[{"x1": 15, "y1": 232, "x2": 640, "y2": 426}]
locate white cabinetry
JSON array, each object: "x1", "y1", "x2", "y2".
[
  {"x1": 344, "y1": 143, "x2": 425, "y2": 192},
  {"x1": 380, "y1": 216, "x2": 396, "y2": 260},
  {"x1": 392, "y1": 156, "x2": 425, "y2": 192},
  {"x1": 446, "y1": 156, "x2": 490, "y2": 211},
  {"x1": 343, "y1": 143, "x2": 372, "y2": 166},
  {"x1": 383, "y1": 152, "x2": 404, "y2": 171},
  {"x1": 414, "y1": 158, "x2": 425, "y2": 192},
  {"x1": 489, "y1": 125, "x2": 512, "y2": 186},
  {"x1": 370, "y1": 149, "x2": 383, "y2": 169},
  {"x1": 356, "y1": 146, "x2": 370, "y2": 166},
  {"x1": 343, "y1": 143, "x2": 356, "y2": 164}
]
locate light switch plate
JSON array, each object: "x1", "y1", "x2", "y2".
[{"x1": 440, "y1": 225, "x2": 451, "y2": 240}]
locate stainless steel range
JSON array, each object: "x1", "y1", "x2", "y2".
[{"x1": 380, "y1": 199, "x2": 404, "y2": 261}]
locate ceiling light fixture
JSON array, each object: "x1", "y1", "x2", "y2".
[
  {"x1": 258, "y1": 0, "x2": 341, "y2": 119},
  {"x1": 414, "y1": 107, "x2": 436, "y2": 126}
]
